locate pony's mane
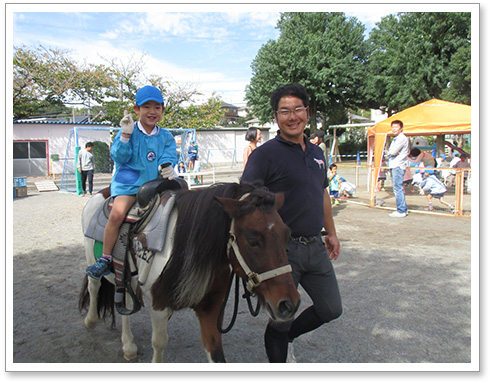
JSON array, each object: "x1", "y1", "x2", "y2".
[{"x1": 151, "y1": 182, "x2": 277, "y2": 310}]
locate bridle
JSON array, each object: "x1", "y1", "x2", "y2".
[{"x1": 226, "y1": 193, "x2": 292, "y2": 292}]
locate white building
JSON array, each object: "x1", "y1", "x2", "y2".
[{"x1": 13, "y1": 120, "x2": 114, "y2": 177}]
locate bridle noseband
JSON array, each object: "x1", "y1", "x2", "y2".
[{"x1": 226, "y1": 193, "x2": 292, "y2": 292}]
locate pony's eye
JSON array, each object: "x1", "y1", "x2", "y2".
[{"x1": 247, "y1": 238, "x2": 260, "y2": 247}]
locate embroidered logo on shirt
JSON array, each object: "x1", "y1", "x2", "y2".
[
  {"x1": 147, "y1": 151, "x2": 156, "y2": 162},
  {"x1": 313, "y1": 158, "x2": 325, "y2": 169}
]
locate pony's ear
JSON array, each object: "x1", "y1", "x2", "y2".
[
  {"x1": 215, "y1": 197, "x2": 240, "y2": 218},
  {"x1": 274, "y1": 193, "x2": 285, "y2": 211}
]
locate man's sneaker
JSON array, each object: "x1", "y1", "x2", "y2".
[
  {"x1": 85, "y1": 257, "x2": 111, "y2": 279},
  {"x1": 286, "y1": 342, "x2": 297, "y2": 363},
  {"x1": 389, "y1": 211, "x2": 407, "y2": 218}
]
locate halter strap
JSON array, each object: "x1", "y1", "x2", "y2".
[{"x1": 227, "y1": 193, "x2": 292, "y2": 292}]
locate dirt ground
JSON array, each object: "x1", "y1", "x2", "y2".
[{"x1": 9, "y1": 176, "x2": 474, "y2": 369}]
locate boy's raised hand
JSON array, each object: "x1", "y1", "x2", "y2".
[{"x1": 120, "y1": 110, "x2": 134, "y2": 135}]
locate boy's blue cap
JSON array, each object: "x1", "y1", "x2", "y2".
[
  {"x1": 136, "y1": 86, "x2": 164, "y2": 106},
  {"x1": 452, "y1": 152, "x2": 460, "y2": 157},
  {"x1": 440, "y1": 154, "x2": 446, "y2": 160}
]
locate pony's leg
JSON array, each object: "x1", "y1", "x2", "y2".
[
  {"x1": 84, "y1": 277, "x2": 101, "y2": 329},
  {"x1": 149, "y1": 307, "x2": 172, "y2": 363},
  {"x1": 195, "y1": 305, "x2": 226, "y2": 363},
  {"x1": 121, "y1": 313, "x2": 138, "y2": 361}
]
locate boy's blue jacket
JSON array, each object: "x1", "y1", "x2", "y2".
[{"x1": 110, "y1": 122, "x2": 177, "y2": 196}]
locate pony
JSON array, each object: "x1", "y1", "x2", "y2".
[{"x1": 79, "y1": 182, "x2": 300, "y2": 362}]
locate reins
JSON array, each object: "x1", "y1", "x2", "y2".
[
  {"x1": 217, "y1": 271, "x2": 260, "y2": 334},
  {"x1": 217, "y1": 192, "x2": 291, "y2": 334}
]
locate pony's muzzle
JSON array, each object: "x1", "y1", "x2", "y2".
[{"x1": 266, "y1": 298, "x2": 300, "y2": 321}]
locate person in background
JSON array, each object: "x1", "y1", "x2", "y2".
[
  {"x1": 387, "y1": 120, "x2": 409, "y2": 218},
  {"x1": 328, "y1": 163, "x2": 342, "y2": 206},
  {"x1": 416, "y1": 172, "x2": 455, "y2": 213},
  {"x1": 78, "y1": 141, "x2": 95, "y2": 197},
  {"x1": 309, "y1": 130, "x2": 328, "y2": 162},
  {"x1": 188, "y1": 139, "x2": 198, "y2": 171},
  {"x1": 243, "y1": 127, "x2": 262, "y2": 169}
]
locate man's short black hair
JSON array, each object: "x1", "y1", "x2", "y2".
[
  {"x1": 270, "y1": 83, "x2": 309, "y2": 114},
  {"x1": 391, "y1": 120, "x2": 403, "y2": 129}
]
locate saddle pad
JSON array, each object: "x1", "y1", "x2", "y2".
[{"x1": 84, "y1": 192, "x2": 176, "y2": 253}]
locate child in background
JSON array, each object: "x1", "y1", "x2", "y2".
[
  {"x1": 417, "y1": 173, "x2": 455, "y2": 213},
  {"x1": 188, "y1": 139, "x2": 198, "y2": 171},
  {"x1": 376, "y1": 156, "x2": 387, "y2": 192},
  {"x1": 328, "y1": 163, "x2": 342, "y2": 206},
  {"x1": 339, "y1": 176, "x2": 356, "y2": 199}
]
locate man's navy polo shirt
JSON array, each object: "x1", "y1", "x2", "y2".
[{"x1": 241, "y1": 133, "x2": 327, "y2": 237}]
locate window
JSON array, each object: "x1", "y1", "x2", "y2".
[
  {"x1": 13, "y1": 142, "x2": 28, "y2": 159},
  {"x1": 29, "y1": 141, "x2": 47, "y2": 158},
  {"x1": 13, "y1": 141, "x2": 47, "y2": 159}
]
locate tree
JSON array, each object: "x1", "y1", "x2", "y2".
[
  {"x1": 365, "y1": 12, "x2": 471, "y2": 114},
  {"x1": 161, "y1": 95, "x2": 224, "y2": 130},
  {"x1": 13, "y1": 45, "x2": 116, "y2": 119},
  {"x1": 440, "y1": 44, "x2": 471, "y2": 105},
  {"x1": 246, "y1": 12, "x2": 369, "y2": 130}
]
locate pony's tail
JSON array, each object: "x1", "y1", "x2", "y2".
[{"x1": 78, "y1": 275, "x2": 116, "y2": 328}]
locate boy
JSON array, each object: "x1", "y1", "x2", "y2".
[
  {"x1": 85, "y1": 85, "x2": 177, "y2": 279},
  {"x1": 77, "y1": 142, "x2": 94, "y2": 196},
  {"x1": 418, "y1": 173, "x2": 455, "y2": 213},
  {"x1": 328, "y1": 163, "x2": 341, "y2": 205}
]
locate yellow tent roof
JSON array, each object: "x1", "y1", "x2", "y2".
[{"x1": 367, "y1": 99, "x2": 471, "y2": 137}]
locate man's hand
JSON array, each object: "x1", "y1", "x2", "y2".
[
  {"x1": 325, "y1": 233, "x2": 340, "y2": 261},
  {"x1": 120, "y1": 110, "x2": 134, "y2": 135}
]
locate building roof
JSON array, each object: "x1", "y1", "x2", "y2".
[{"x1": 13, "y1": 119, "x2": 112, "y2": 126}]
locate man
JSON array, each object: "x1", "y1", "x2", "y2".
[
  {"x1": 387, "y1": 120, "x2": 409, "y2": 217},
  {"x1": 77, "y1": 142, "x2": 95, "y2": 196},
  {"x1": 241, "y1": 83, "x2": 342, "y2": 363}
]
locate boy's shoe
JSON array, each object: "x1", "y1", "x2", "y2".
[
  {"x1": 424, "y1": 206, "x2": 435, "y2": 211},
  {"x1": 389, "y1": 211, "x2": 407, "y2": 218},
  {"x1": 450, "y1": 205, "x2": 456, "y2": 214},
  {"x1": 333, "y1": 200, "x2": 340, "y2": 206},
  {"x1": 85, "y1": 257, "x2": 111, "y2": 279},
  {"x1": 340, "y1": 196, "x2": 349, "y2": 200}
]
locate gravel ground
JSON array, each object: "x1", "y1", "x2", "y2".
[{"x1": 9, "y1": 175, "x2": 475, "y2": 370}]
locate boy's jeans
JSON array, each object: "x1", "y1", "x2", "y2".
[{"x1": 390, "y1": 167, "x2": 408, "y2": 213}]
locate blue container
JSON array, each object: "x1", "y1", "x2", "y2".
[
  {"x1": 13, "y1": 187, "x2": 16, "y2": 198},
  {"x1": 14, "y1": 177, "x2": 27, "y2": 187}
]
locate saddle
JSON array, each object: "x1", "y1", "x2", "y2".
[{"x1": 84, "y1": 177, "x2": 187, "y2": 315}]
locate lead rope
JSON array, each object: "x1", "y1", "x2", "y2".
[{"x1": 217, "y1": 272, "x2": 240, "y2": 334}]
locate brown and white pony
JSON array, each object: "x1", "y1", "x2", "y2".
[{"x1": 79, "y1": 182, "x2": 300, "y2": 362}]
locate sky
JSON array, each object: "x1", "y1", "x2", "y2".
[{"x1": 8, "y1": 2, "x2": 475, "y2": 107}]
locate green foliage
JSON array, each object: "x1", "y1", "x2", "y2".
[
  {"x1": 365, "y1": 12, "x2": 471, "y2": 113},
  {"x1": 161, "y1": 96, "x2": 224, "y2": 130},
  {"x1": 13, "y1": 45, "x2": 116, "y2": 119},
  {"x1": 338, "y1": 129, "x2": 368, "y2": 155},
  {"x1": 92, "y1": 141, "x2": 112, "y2": 173},
  {"x1": 246, "y1": 12, "x2": 369, "y2": 129}
]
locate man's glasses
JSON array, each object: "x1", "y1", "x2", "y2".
[{"x1": 276, "y1": 107, "x2": 308, "y2": 117}]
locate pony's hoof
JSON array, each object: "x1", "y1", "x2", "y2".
[
  {"x1": 124, "y1": 352, "x2": 138, "y2": 362},
  {"x1": 84, "y1": 318, "x2": 97, "y2": 330}
]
